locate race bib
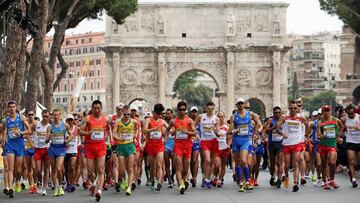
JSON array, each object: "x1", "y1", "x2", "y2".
[
  {"x1": 51, "y1": 135, "x2": 65, "y2": 145},
  {"x1": 287, "y1": 121, "x2": 300, "y2": 134},
  {"x1": 176, "y1": 131, "x2": 188, "y2": 140},
  {"x1": 249, "y1": 136, "x2": 253, "y2": 144},
  {"x1": 8, "y1": 131, "x2": 18, "y2": 139},
  {"x1": 235, "y1": 124, "x2": 249, "y2": 136},
  {"x1": 37, "y1": 136, "x2": 46, "y2": 145},
  {"x1": 120, "y1": 133, "x2": 133, "y2": 142},
  {"x1": 218, "y1": 135, "x2": 227, "y2": 150},
  {"x1": 150, "y1": 131, "x2": 162, "y2": 139},
  {"x1": 272, "y1": 129, "x2": 282, "y2": 142},
  {"x1": 348, "y1": 126, "x2": 360, "y2": 137},
  {"x1": 91, "y1": 131, "x2": 104, "y2": 141},
  {"x1": 323, "y1": 125, "x2": 336, "y2": 138},
  {"x1": 68, "y1": 139, "x2": 76, "y2": 147}
]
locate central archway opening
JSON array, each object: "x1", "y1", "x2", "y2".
[
  {"x1": 353, "y1": 85, "x2": 360, "y2": 105},
  {"x1": 248, "y1": 98, "x2": 266, "y2": 119},
  {"x1": 172, "y1": 70, "x2": 219, "y2": 113}
]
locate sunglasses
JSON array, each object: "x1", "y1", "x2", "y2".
[
  {"x1": 218, "y1": 116, "x2": 224, "y2": 118},
  {"x1": 244, "y1": 107, "x2": 250, "y2": 109},
  {"x1": 27, "y1": 114, "x2": 34, "y2": 116},
  {"x1": 178, "y1": 108, "x2": 187, "y2": 112},
  {"x1": 123, "y1": 113, "x2": 130, "y2": 116},
  {"x1": 43, "y1": 115, "x2": 49, "y2": 118},
  {"x1": 289, "y1": 107, "x2": 298, "y2": 110}
]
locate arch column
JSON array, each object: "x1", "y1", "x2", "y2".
[
  {"x1": 272, "y1": 46, "x2": 282, "y2": 107},
  {"x1": 226, "y1": 50, "x2": 235, "y2": 117},
  {"x1": 158, "y1": 52, "x2": 166, "y2": 105},
  {"x1": 112, "y1": 52, "x2": 121, "y2": 112}
]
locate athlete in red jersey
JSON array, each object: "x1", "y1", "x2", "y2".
[
  {"x1": 143, "y1": 103, "x2": 168, "y2": 191},
  {"x1": 80, "y1": 100, "x2": 112, "y2": 201},
  {"x1": 166, "y1": 101, "x2": 196, "y2": 194}
]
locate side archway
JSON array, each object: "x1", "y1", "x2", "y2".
[
  {"x1": 353, "y1": 85, "x2": 360, "y2": 104},
  {"x1": 248, "y1": 98, "x2": 266, "y2": 119}
]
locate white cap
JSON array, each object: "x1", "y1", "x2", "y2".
[
  {"x1": 269, "y1": 113, "x2": 273, "y2": 117},
  {"x1": 236, "y1": 97, "x2": 245, "y2": 103},
  {"x1": 130, "y1": 105, "x2": 137, "y2": 111},
  {"x1": 318, "y1": 108, "x2": 322, "y2": 114},
  {"x1": 312, "y1": 111, "x2": 318, "y2": 116},
  {"x1": 66, "y1": 114, "x2": 74, "y2": 120},
  {"x1": 116, "y1": 103, "x2": 124, "y2": 109},
  {"x1": 145, "y1": 112, "x2": 152, "y2": 117},
  {"x1": 190, "y1": 106, "x2": 198, "y2": 112}
]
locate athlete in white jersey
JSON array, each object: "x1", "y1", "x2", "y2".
[{"x1": 342, "y1": 104, "x2": 360, "y2": 188}]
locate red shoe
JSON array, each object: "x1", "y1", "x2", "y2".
[
  {"x1": 254, "y1": 180, "x2": 259, "y2": 186},
  {"x1": 28, "y1": 185, "x2": 34, "y2": 194},
  {"x1": 90, "y1": 185, "x2": 96, "y2": 196},
  {"x1": 103, "y1": 183, "x2": 109, "y2": 191},
  {"x1": 110, "y1": 179, "x2": 115, "y2": 187},
  {"x1": 249, "y1": 179, "x2": 254, "y2": 187},
  {"x1": 212, "y1": 178, "x2": 218, "y2": 187},
  {"x1": 323, "y1": 182, "x2": 331, "y2": 190},
  {"x1": 331, "y1": 180, "x2": 339, "y2": 189}
]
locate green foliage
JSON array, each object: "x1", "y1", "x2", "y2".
[
  {"x1": 248, "y1": 99, "x2": 266, "y2": 118},
  {"x1": 319, "y1": 0, "x2": 360, "y2": 35},
  {"x1": 173, "y1": 70, "x2": 201, "y2": 92},
  {"x1": 178, "y1": 83, "x2": 213, "y2": 112},
  {"x1": 302, "y1": 90, "x2": 336, "y2": 112}
]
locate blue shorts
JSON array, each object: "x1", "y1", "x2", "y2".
[
  {"x1": 256, "y1": 144, "x2": 265, "y2": 156},
  {"x1": 1, "y1": 147, "x2": 7, "y2": 156},
  {"x1": 192, "y1": 141, "x2": 201, "y2": 152},
  {"x1": 313, "y1": 142, "x2": 319, "y2": 154},
  {"x1": 48, "y1": 146, "x2": 66, "y2": 159},
  {"x1": 165, "y1": 139, "x2": 174, "y2": 153},
  {"x1": 232, "y1": 138, "x2": 249, "y2": 153},
  {"x1": 5, "y1": 142, "x2": 25, "y2": 157},
  {"x1": 24, "y1": 148, "x2": 35, "y2": 157}
]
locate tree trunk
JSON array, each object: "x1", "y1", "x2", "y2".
[
  {"x1": 42, "y1": 55, "x2": 54, "y2": 110},
  {"x1": 53, "y1": 52, "x2": 68, "y2": 91},
  {"x1": 13, "y1": 32, "x2": 27, "y2": 105},
  {"x1": 25, "y1": 0, "x2": 49, "y2": 112},
  {"x1": 0, "y1": 1, "x2": 26, "y2": 116}
]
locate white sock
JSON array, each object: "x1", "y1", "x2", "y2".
[{"x1": 352, "y1": 178, "x2": 356, "y2": 182}]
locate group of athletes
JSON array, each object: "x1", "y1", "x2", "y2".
[{"x1": 0, "y1": 97, "x2": 359, "y2": 201}]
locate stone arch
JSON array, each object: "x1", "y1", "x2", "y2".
[
  {"x1": 248, "y1": 98, "x2": 266, "y2": 119},
  {"x1": 171, "y1": 69, "x2": 220, "y2": 92},
  {"x1": 353, "y1": 85, "x2": 360, "y2": 104}
]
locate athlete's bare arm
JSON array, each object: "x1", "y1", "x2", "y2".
[
  {"x1": 188, "y1": 119, "x2": 197, "y2": 137},
  {"x1": 251, "y1": 112, "x2": 261, "y2": 136},
  {"x1": 214, "y1": 117, "x2": 220, "y2": 137},
  {"x1": 0, "y1": 122, "x2": 4, "y2": 147},
  {"x1": 133, "y1": 119, "x2": 139, "y2": 145},
  {"x1": 142, "y1": 118, "x2": 157, "y2": 134},
  {"x1": 106, "y1": 118, "x2": 113, "y2": 143},
  {"x1": 21, "y1": 115, "x2": 32, "y2": 138},
  {"x1": 306, "y1": 122, "x2": 314, "y2": 139},
  {"x1": 228, "y1": 115, "x2": 235, "y2": 135},
  {"x1": 195, "y1": 115, "x2": 202, "y2": 126},
  {"x1": 80, "y1": 116, "x2": 91, "y2": 136},
  {"x1": 112, "y1": 121, "x2": 121, "y2": 140},
  {"x1": 64, "y1": 123, "x2": 73, "y2": 144},
  {"x1": 317, "y1": 121, "x2": 324, "y2": 140},
  {"x1": 336, "y1": 118, "x2": 344, "y2": 138}
]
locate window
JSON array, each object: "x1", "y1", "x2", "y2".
[
  {"x1": 96, "y1": 47, "x2": 101, "y2": 52},
  {"x1": 69, "y1": 73, "x2": 73, "y2": 79},
  {"x1": 97, "y1": 95, "x2": 100, "y2": 100},
  {"x1": 89, "y1": 70, "x2": 94, "y2": 77},
  {"x1": 96, "y1": 59, "x2": 101, "y2": 65},
  {"x1": 90, "y1": 47, "x2": 94, "y2": 53},
  {"x1": 89, "y1": 38, "x2": 92, "y2": 43},
  {"x1": 81, "y1": 39, "x2": 85, "y2": 44},
  {"x1": 64, "y1": 49, "x2": 67, "y2": 56},
  {"x1": 78, "y1": 97, "x2": 80, "y2": 102},
  {"x1": 83, "y1": 96, "x2": 86, "y2": 102},
  {"x1": 58, "y1": 86, "x2": 60, "y2": 92},
  {"x1": 84, "y1": 83, "x2": 86, "y2": 90},
  {"x1": 66, "y1": 40, "x2": 70, "y2": 45},
  {"x1": 69, "y1": 62, "x2": 74, "y2": 67},
  {"x1": 97, "y1": 82, "x2": 100, "y2": 89},
  {"x1": 97, "y1": 69, "x2": 100, "y2": 76},
  {"x1": 76, "y1": 61, "x2": 81, "y2": 67},
  {"x1": 83, "y1": 47, "x2": 87, "y2": 54},
  {"x1": 76, "y1": 48, "x2": 81, "y2": 55},
  {"x1": 56, "y1": 98, "x2": 61, "y2": 103},
  {"x1": 64, "y1": 84, "x2": 67, "y2": 91},
  {"x1": 71, "y1": 84, "x2": 73, "y2": 91},
  {"x1": 63, "y1": 97, "x2": 67, "y2": 103},
  {"x1": 91, "y1": 83, "x2": 93, "y2": 90},
  {"x1": 77, "y1": 72, "x2": 80, "y2": 77},
  {"x1": 69, "y1": 49, "x2": 74, "y2": 55},
  {"x1": 91, "y1": 96, "x2": 93, "y2": 101},
  {"x1": 90, "y1": 60, "x2": 94, "y2": 65},
  {"x1": 76, "y1": 40, "x2": 78, "y2": 44}
]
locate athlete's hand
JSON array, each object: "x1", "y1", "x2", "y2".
[
  {"x1": 14, "y1": 130, "x2": 21, "y2": 136},
  {"x1": 134, "y1": 139, "x2": 138, "y2": 146},
  {"x1": 282, "y1": 132, "x2": 288, "y2": 139},
  {"x1": 337, "y1": 137, "x2": 343, "y2": 144},
  {"x1": 355, "y1": 125, "x2": 360, "y2": 131}
]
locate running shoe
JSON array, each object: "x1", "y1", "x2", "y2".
[
  {"x1": 21, "y1": 182, "x2": 26, "y2": 190},
  {"x1": 212, "y1": 178, "x2": 218, "y2": 187},
  {"x1": 115, "y1": 182, "x2": 121, "y2": 192},
  {"x1": 54, "y1": 188, "x2": 60, "y2": 196},
  {"x1": 311, "y1": 174, "x2": 317, "y2": 182},
  {"x1": 150, "y1": 181, "x2": 155, "y2": 191},
  {"x1": 216, "y1": 179, "x2": 222, "y2": 188},
  {"x1": 121, "y1": 180, "x2": 127, "y2": 190},
  {"x1": 304, "y1": 174, "x2": 310, "y2": 179},
  {"x1": 269, "y1": 176, "x2": 275, "y2": 186},
  {"x1": 90, "y1": 185, "x2": 96, "y2": 196},
  {"x1": 206, "y1": 180, "x2": 212, "y2": 189},
  {"x1": 155, "y1": 182, "x2": 162, "y2": 191},
  {"x1": 137, "y1": 178, "x2": 141, "y2": 185},
  {"x1": 276, "y1": 179, "x2": 281, "y2": 188},
  {"x1": 95, "y1": 191, "x2": 101, "y2": 202},
  {"x1": 146, "y1": 179, "x2": 151, "y2": 186},
  {"x1": 42, "y1": 189, "x2": 47, "y2": 196},
  {"x1": 245, "y1": 181, "x2": 253, "y2": 190},
  {"x1": 352, "y1": 181, "x2": 358, "y2": 188},
  {"x1": 59, "y1": 187, "x2": 65, "y2": 196},
  {"x1": 125, "y1": 187, "x2": 132, "y2": 196},
  {"x1": 15, "y1": 183, "x2": 21, "y2": 193},
  {"x1": 254, "y1": 180, "x2": 259, "y2": 187},
  {"x1": 201, "y1": 179, "x2": 206, "y2": 188},
  {"x1": 179, "y1": 181, "x2": 186, "y2": 194},
  {"x1": 238, "y1": 182, "x2": 244, "y2": 192},
  {"x1": 292, "y1": 184, "x2": 299, "y2": 192},
  {"x1": 190, "y1": 178, "x2": 196, "y2": 188},
  {"x1": 3, "y1": 187, "x2": 9, "y2": 195},
  {"x1": 284, "y1": 176, "x2": 289, "y2": 189},
  {"x1": 300, "y1": 178, "x2": 307, "y2": 185},
  {"x1": 8, "y1": 188, "x2": 14, "y2": 198},
  {"x1": 184, "y1": 180, "x2": 189, "y2": 190},
  {"x1": 131, "y1": 182, "x2": 136, "y2": 191},
  {"x1": 233, "y1": 173, "x2": 237, "y2": 182},
  {"x1": 103, "y1": 183, "x2": 108, "y2": 191},
  {"x1": 330, "y1": 180, "x2": 339, "y2": 189},
  {"x1": 168, "y1": 182, "x2": 174, "y2": 188},
  {"x1": 323, "y1": 181, "x2": 331, "y2": 190}
]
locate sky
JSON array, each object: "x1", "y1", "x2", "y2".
[{"x1": 65, "y1": 0, "x2": 343, "y2": 35}]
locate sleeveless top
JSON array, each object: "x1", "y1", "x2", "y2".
[
  {"x1": 200, "y1": 113, "x2": 217, "y2": 141},
  {"x1": 345, "y1": 114, "x2": 360, "y2": 144},
  {"x1": 50, "y1": 121, "x2": 66, "y2": 148},
  {"x1": 319, "y1": 117, "x2": 339, "y2": 147},
  {"x1": 233, "y1": 111, "x2": 252, "y2": 141},
  {"x1": 174, "y1": 116, "x2": 192, "y2": 143},
  {"x1": 35, "y1": 121, "x2": 50, "y2": 148},
  {"x1": 282, "y1": 115, "x2": 303, "y2": 146},
  {"x1": 85, "y1": 115, "x2": 107, "y2": 143},
  {"x1": 218, "y1": 124, "x2": 229, "y2": 150},
  {"x1": 117, "y1": 119, "x2": 136, "y2": 144},
  {"x1": 146, "y1": 117, "x2": 163, "y2": 146},
  {"x1": 6, "y1": 114, "x2": 25, "y2": 143},
  {"x1": 268, "y1": 118, "x2": 283, "y2": 143}
]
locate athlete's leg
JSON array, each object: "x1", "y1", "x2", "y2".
[
  {"x1": 156, "y1": 152, "x2": 164, "y2": 183},
  {"x1": 126, "y1": 154, "x2": 135, "y2": 189},
  {"x1": 213, "y1": 156, "x2": 221, "y2": 179},
  {"x1": 191, "y1": 150, "x2": 199, "y2": 181},
  {"x1": 292, "y1": 152, "x2": 300, "y2": 183},
  {"x1": 328, "y1": 151, "x2": 337, "y2": 181},
  {"x1": 347, "y1": 149, "x2": 356, "y2": 180},
  {"x1": 118, "y1": 156, "x2": 126, "y2": 184},
  {"x1": 95, "y1": 156, "x2": 106, "y2": 189},
  {"x1": 202, "y1": 150, "x2": 211, "y2": 180}
]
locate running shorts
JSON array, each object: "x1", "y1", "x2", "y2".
[
  {"x1": 145, "y1": 143, "x2": 164, "y2": 157},
  {"x1": 215, "y1": 148, "x2": 230, "y2": 159},
  {"x1": 200, "y1": 139, "x2": 219, "y2": 153},
  {"x1": 116, "y1": 143, "x2": 136, "y2": 157},
  {"x1": 34, "y1": 148, "x2": 49, "y2": 161},
  {"x1": 85, "y1": 142, "x2": 107, "y2": 160},
  {"x1": 256, "y1": 144, "x2": 265, "y2": 156},
  {"x1": 283, "y1": 143, "x2": 303, "y2": 155},
  {"x1": 192, "y1": 141, "x2": 201, "y2": 152},
  {"x1": 232, "y1": 138, "x2": 249, "y2": 153},
  {"x1": 24, "y1": 148, "x2": 35, "y2": 157},
  {"x1": 4, "y1": 142, "x2": 24, "y2": 157},
  {"x1": 346, "y1": 143, "x2": 360, "y2": 152},
  {"x1": 174, "y1": 142, "x2": 192, "y2": 159},
  {"x1": 268, "y1": 142, "x2": 283, "y2": 156},
  {"x1": 165, "y1": 139, "x2": 175, "y2": 153},
  {"x1": 65, "y1": 153, "x2": 77, "y2": 161},
  {"x1": 319, "y1": 145, "x2": 337, "y2": 156},
  {"x1": 48, "y1": 146, "x2": 66, "y2": 159}
]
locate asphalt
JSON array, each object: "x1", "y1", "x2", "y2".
[{"x1": 0, "y1": 169, "x2": 358, "y2": 203}]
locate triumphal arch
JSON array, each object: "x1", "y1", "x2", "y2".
[{"x1": 103, "y1": 1, "x2": 291, "y2": 117}]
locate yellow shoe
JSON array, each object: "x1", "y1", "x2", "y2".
[
  {"x1": 54, "y1": 188, "x2": 60, "y2": 196},
  {"x1": 125, "y1": 186, "x2": 131, "y2": 196},
  {"x1": 284, "y1": 176, "x2": 289, "y2": 189},
  {"x1": 59, "y1": 187, "x2": 64, "y2": 195},
  {"x1": 15, "y1": 183, "x2": 21, "y2": 193},
  {"x1": 121, "y1": 180, "x2": 127, "y2": 190}
]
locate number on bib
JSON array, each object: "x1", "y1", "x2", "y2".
[
  {"x1": 176, "y1": 131, "x2": 188, "y2": 139},
  {"x1": 150, "y1": 131, "x2": 162, "y2": 139},
  {"x1": 91, "y1": 131, "x2": 104, "y2": 141}
]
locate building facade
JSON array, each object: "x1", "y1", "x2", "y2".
[
  {"x1": 44, "y1": 32, "x2": 107, "y2": 112},
  {"x1": 289, "y1": 33, "x2": 341, "y2": 97},
  {"x1": 103, "y1": 1, "x2": 291, "y2": 117}
]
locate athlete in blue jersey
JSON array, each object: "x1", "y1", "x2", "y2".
[
  {"x1": 1, "y1": 100, "x2": 31, "y2": 198},
  {"x1": 46, "y1": 109, "x2": 72, "y2": 196},
  {"x1": 229, "y1": 97, "x2": 260, "y2": 192},
  {"x1": 263, "y1": 106, "x2": 283, "y2": 188}
]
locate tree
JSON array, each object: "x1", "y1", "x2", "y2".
[
  {"x1": 174, "y1": 70, "x2": 201, "y2": 92},
  {"x1": 319, "y1": 0, "x2": 360, "y2": 36},
  {"x1": 178, "y1": 83, "x2": 213, "y2": 111},
  {"x1": 302, "y1": 90, "x2": 336, "y2": 112}
]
